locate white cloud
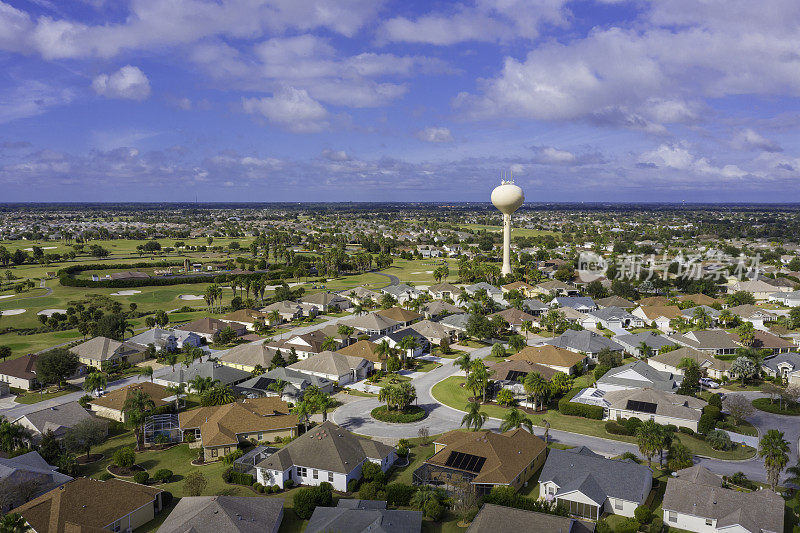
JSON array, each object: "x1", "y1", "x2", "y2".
[
  {"x1": 322, "y1": 149, "x2": 351, "y2": 161},
  {"x1": 92, "y1": 65, "x2": 151, "y2": 100},
  {"x1": 534, "y1": 146, "x2": 575, "y2": 164},
  {"x1": 733, "y1": 128, "x2": 782, "y2": 152},
  {"x1": 242, "y1": 87, "x2": 328, "y2": 132},
  {"x1": 639, "y1": 143, "x2": 748, "y2": 180},
  {"x1": 0, "y1": 80, "x2": 73, "y2": 123},
  {"x1": 416, "y1": 127, "x2": 453, "y2": 143}
]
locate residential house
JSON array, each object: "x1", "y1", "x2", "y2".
[
  {"x1": 767, "y1": 290, "x2": 800, "y2": 307},
  {"x1": 306, "y1": 500, "x2": 422, "y2": 533},
  {"x1": 671, "y1": 329, "x2": 741, "y2": 357},
  {"x1": 488, "y1": 308, "x2": 539, "y2": 333},
  {"x1": 508, "y1": 345, "x2": 587, "y2": 374},
  {"x1": 0, "y1": 451, "x2": 72, "y2": 512},
  {"x1": 542, "y1": 330, "x2": 623, "y2": 361},
  {"x1": 681, "y1": 306, "x2": 722, "y2": 326},
  {"x1": 414, "y1": 429, "x2": 547, "y2": 495},
  {"x1": 0, "y1": 353, "x2": 39, "y2": 390},
  {"x1": 552, "y1": 296, "x2": 598, "y2": 312},
  {"x1": 219, "y1": 343, "x2": 282, "y2": 372},
  {"x1": 89, "y1": 382, "x2": 173, "y2": 422},
  {"x1": 613, "y1": 331, "x2": 677, "y2": 357},
  {"x1": 12, "y1": 477, "x2": 164, "y2": 533},
  {"x1": 632, "y1": 305, "x2": 683, "y2": 331},
  {"x1": 662, "y1": 465, "x2": 784, "y2": 533},
  {"x1": 267, "y1": 329, "x2": 340, "y2": 359},
  {"x1": 489, "y1": 359, "x2": 558, "y2": 406},
  {"x1": 729, "y1": 279, "x2": 790, "y2": 300},
  {"x1": 408, "y1": 320, "x2": 459, "y2": 346},
  {"x1": 70, "y1": 336, "x2": 147, "y2": 370},
  {"x1": 726, "y1": 304, "x2": 778, "y2": 328},
  {"x1": 175, "y1": 318, "x2": 247, "y2": 342},
  {"x1": 288, "y1": 351, "x2": 372, "y2": 385},
  {"x1": 420, "y1": 300, "x2": 464, "y2": 319},
  {"x1": 638, "y1": 296, "x2": 670, "y2": 307},
  {"x1": 762, "y1": 353, "x2": 800, "y2": 385},
  {"x1": 581, "y1": 307, "x2": 645, "y2": 330},
  {"x1": 603, "y1": 388, "x2": 705, "y2": 431},
  {"x1": 532, "y1": 280, "x2": 579, "y2": 297},
  {"x1": 427, "y1": 283, "x2": 461, "y2": 301},
  {"x1": 340, "y1": 312, "x2": 402, "y2": 336},
  {"x1": 157, "y1": 496, "x2": 284, "y2": 533},
  {"x1": 381, "y1": 284, "x2": 421, "y2": 304},
  {"x1": 14, "y1": 402, "x2": 103, "y2": 444},
  {"x1": 647, "y1": 346, "x2": 731, "y2": 380},
  {"x1": 500, "y1": 281, "x2": 536, "y2": 297},
  {"x1": 725, "y1": 329, "x2": 793, "y2": 354},
  {"x1": 337, "y1": 340, "x2": 387, "y2": 371},
  {"x1": 376, "y1": 306, "x2": 423, "y2": 327},
  {"x1": 520, "y1": 298, "x2": 549, "y2": 317},
  {"x1": 157, "y1": 361, "x2": 251, "y2": 390},
  {"x1": 370, "y1": 328, "x2": 428, "y2": 358},
  {"x1": 179, "y1": 397, "x2": 298, "y2": 461},
  {"x1": 235, "y1": 367, "x2": 333, "y2": 401},
  {"x1": 260, "y1": 300, "x2": 306, "y2": 322},
  {"x1": 595, "y1": 296, "x2": 636, "y2": 309},
  {"x1": 317, "y1": 323, "x2": 357, "y2": 348},
  {"x1": 596, "y1": 360, "x2": 681, "y2": 393},
  {"x1": 463, "y1": 282, "x2": 504, "y2": 302},
  {"x1": 438, "y1": 313, "x2": 470, "y2": 334},
  {"x1": 467, "y1": 504, "x2": 595, "y2": 533},
  {"x1": 538, "y1": 447, "x2": 652, "y2": 520},
  {"x1": 255, "y1": 421, "x2": 396, "y2": 492},
  {"x1": 220, "y1": 309, "x2": 271, "y2": 330},
  {"x1": 300, "y1": 292, "x2": 351, "y2": 313},
  {"x1": 675, "y1": 293, "x2": 724, "y2": 307},
  {"x1": 337, "y1": 286, "x2": 381, "y2": 305},
  {"x1": 128, "y1": 328, "x2": 203, "y2": 352}
]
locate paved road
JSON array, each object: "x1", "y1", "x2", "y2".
[{"x1": 375, "y1": 272, "x2": 399, "y2": 288}]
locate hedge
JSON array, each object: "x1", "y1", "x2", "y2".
[
  {"x1": 557, "y1": 388, "x2": 604, "y2": 420},
  {"x1": 386, "y1": 483, "x2": 416, "y2": 506},
  {"x1": 605, "y1": 421, "x2": 631, "y2": 436},
  {"x1": 752, "y1": 398, "x2": 800, "y2": 416},
  {"x1": 222, "y1": 468, "x2": 253, "y2": 486},
  {"x1": 371, "y1": 405, "x2": 427, "y2": 423}
]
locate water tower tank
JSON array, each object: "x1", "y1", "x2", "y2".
[{"x1": 491, "y1": 182, "x2": 524, "y2": 214}]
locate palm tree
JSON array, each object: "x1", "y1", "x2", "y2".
[
  {"x1": 0, "y1": 513, "x2": 29, "y2": 533},
  {"x1": 139, "y1": 365, "x2": 154, "y2": 382},
  {"x1": 718, "y1": 309, "x2": 734, "y2": 328},
  {"x1": 375, "y1": 339, "x2": 393, "y2": 365},
  {"x1": 292, "y1": 399, "x2": 314, "y2": 432},
  {"x1": 267, "y1": 310, "x2": 281, "y2": 326},
  {"x1": 523, "y1": 372, "x2": 550, "y2": 411},
  {"x1": 164, "y1": 352, "x2": 179, "y2": 372},
  {"x1": 638, "y1": 341, "x2": 652, "y2": 359},
  {"x1": 398, "y1": 335, "x2": 421, "y2": 367},
  {"x1": 635, "y1": 420, "x2": 664, "y2": 467},
  {"x1": 500, "y1": 408, "x2": 534, "y2": 433},
  {"x1": 521, "y1": 320, "x2": 534, "y2": 341},
  {"x1": 509, "y1": 335, "x2": 526, "y2": 353},
  {"x1": 785, "y1": 460, "x2": 800, "y2": 487},
  {"x1": 454, "y1": 352, "x2": 472, "y2": 379},
  {"x1": 123, "y1": 390, "x2": 155, "y2": 450},
  {"x1": 542, "y1": 418, "x2": 551, "y2": 444},
  {"x1": 460, "y1": 401, "x2": 487, "y2": 431},
  {"x1": 83, "y1": 371, "x2": 107, "y2": 394},
  {"x1": 166, "y1": 382, "x2": 187, "y2": 412},
  {"x1": 189, "y1": 375, "x2": 217, "y2": 394},
  {"x1": 314, "y1": 394, "x2": 336, "y2": 422},
  {"x1": 759, "y1": 429, "x2": 790, "y2": 490},
  {"x1": 321, "y1": 336, "x2": 339, "y2": 352},
  {"x1": 202, "y1": 384, "x2": 235, "y2": 406}
]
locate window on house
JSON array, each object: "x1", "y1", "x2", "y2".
[
  {"x1": 328, "y1": 472, "x2": 334, "y2": 482},
  {"x1": 614, "y1": 500, "x2": 623, "y2": 510},
  {"x1": 258, "y1": 432, "x2": 263, "y2": 440},
  {"x1": 313, "y1": 470, "x2": 318, "y2": 479},
  {"x1": 211, "y1": 448, "x2": 218, "y2": 457},
  {"x1": 111, "y1": 521, "x2": 121, "y2": 532},
  {"x1": 297, "y1": 466, "x2": 307, "y2": 477},
  {"x1": 705, "y1": 519, "x2": 713, "y2": 526},
  {"x1": 668, "y1": 511, "x2": 677, "y2": 522}
]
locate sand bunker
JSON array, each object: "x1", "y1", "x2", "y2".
[
  {"x1": 37, "y1": 309, "x2": 67, "y2": 317},
  {"x1": 0, "y1": 295, "x2": 14, "y2": 300},
  {"x1": 178, "y1": 294, "x2": 204, "y2": 300},
  {"x1": 412, "y1": 271, "x2": 434, "y2": 274},
  {"x1": 0, "y1": 309, "x2": 26, "y2": 316},
  {"x1": 23, "y1": 246, "x2": 56, "y2": 252},
  {"x1": 110, "y1": 290, "x2": 142, "y2": 296}
]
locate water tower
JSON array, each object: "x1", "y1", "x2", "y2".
[{"x1": 491, "y1": 173, "x2": 524, "y2": 275}]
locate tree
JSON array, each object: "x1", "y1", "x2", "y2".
[
  {"x1": 37, "y1": 431, "x2": 62, "y2": 464},
  {"x1": 726, "y1": 291, "x2": 755, "y2": 307},
  {"x1": 466, "y1": 313, "x2": 493, "y2": 341},
  {"x1": 676, "y1": 359, "x2": 700, "y2": 396},
  {"x1": 454, "y1": 352, "x2": 472, "y2": 379},
  {"x1": 461, "y1": 401, "x2": 488, "y2": 431},
  {"x1": 523, "y1": 371, "x2": 550, "y2": 410},
  {"x1": 667, "y1": 441, "x2": 693, "y2": 471},
  {"x1": 189, "y1": 375, "x2": 217, "y2": 394},
  {"x1": 468, "y1": 360, "x2": 492, "y2": 403},
  {"x1": 508, "y1": 335, "x2": 526, "y2": 353},
  {"x1": 730, "y1": 356, "x2": 758, "y2": 386},
  {"x1": 83, "y1": 371, "x2": 107, "y2": 394},
  {"x1": 163, "y1": 352, "x2": 179, "y2": 371},
  {"x1": 0, "y1": 513, "x2": 30, "y2": 533},
  {"x1": 500, "y1": 408, "x2": 534, "y2": 433},
  {"x1": 0, "y1": 346, "x2": 11, "y2": 362},
  {"x1": 292, "y1": 399, "x2": 314, "y2": 432},
  {"x1": 550, "y1": 372, "x2": 573, "y2": 396},
  {"x1": 184, "y1": 471, "x2": 208, "y2": 496},
  {"x1": 63, "y1": 418, "x2": 107, "y2": 460},
  {"x1": 490, "y1": 343, "x2": 506, "y2": 360},
  {"x1": 398, "y1": 335, "x2": 420, "y2": 366},
  {"x1": 597, "y1": 348, "x2": 621, "y2": 368},
  {"x1": 736, "y1": 322, "x2": 756, "y2": 347},
  {"x1": 521, "y1": 320, "x2": 534, "y2": 340},
  {"x1": 759, "y1": 429, "x2": 790, "y2": 490},
  {"x1": 495, "y1": 388, "x2": 515, "y2": 407},
  {"x1": 201, "y1": 384, "x2": 235, "y2": 406},
  {"x1": 93, "y1": 313, "x2": 133, "y2": 341},
  {"x1": 139, "y1": 365, "x2": 154, "y2": 382},
  {"x1": 375, "y1": 340, "x2": 393, "y2": 364},
  {"x1": 724, "y1": 394, "x2": 755, "y2": 425},
  {"x1": 270, "y1": 350, "x2": 286, "y2": 369},
  {"x1": 637, "y1": 341, "x2": 652, "y2": 359},
  {"x1": 124, "y1": 390, "x2": 155, "y2": 450},
  {"x1": 305, "y1": 387, "x2": 336, "y2": 422},
  {"x1": 321, "y1": 336, "x2": 338, "y2": 352},
  {"x1": 35, "y1": 348, "x2": 78, "y2": 387},
  {"x1": 166, "y1": 382, "x2": 187, "y2": 412},
  {"x1": 636, "y1": 420, "x2": 664, "y2": 467}
]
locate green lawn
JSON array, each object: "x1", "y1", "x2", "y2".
[
  {"x1": 369, "y1": 374, "x2": 412, "y2": 387},
  {"x1": 431, "y1": 376, "x2": 756, "y2": 460},
  {"x1": 412, "y1": 360, "x2": 441, "y2": 373},
  {"x1": 13, "y1": 384, "x2": 81, "y2": 404}
]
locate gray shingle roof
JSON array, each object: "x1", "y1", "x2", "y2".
[
  {"x1": 543, "y1": 330, "x2": 623, "y2": 354},
  {"x1": 597, "y1": 360, "x2": 680, "y2": 392},
  {"x1": 16, "y1": 402, "x2": 98, "y2": 438},
  {"x1": 466, "y1": 504, "x2": 595, "y2": 533},
  {"x1": 613, "y1": 331, "x2": 677, "y2": 350},
  {"x1": 157, "y1": 496, "x2": 284, "y2": 533},
  {"x1": 539, "y1": 447, "x2": 652, "y2": 505},
  {"x1": 305, "y1": 502, "x2": 422, "y2": 533}
]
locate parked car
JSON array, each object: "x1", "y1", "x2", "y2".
[{"x1": 699, "y1": 377, "x2": 720, "y2": 389}]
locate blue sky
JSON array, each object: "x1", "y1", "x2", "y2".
[{"x1": 1, "y1": 0, "x2": 800, "y2": 202}]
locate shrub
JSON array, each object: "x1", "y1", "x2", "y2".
[
  {"x1": 293, "y1": 488, "x2": 319, "y2": 519},
  {"x1": 619, "y1": 452, "x2": 640, "y2": 463},
  {"x1": 361, "y1": 461, "x2": 386, "y2": 484},
  {"x1": 706, "y1": 430, "x2": 732, "y2": 451},
  {"x1": 359, "y1": 481, "x2": 387, "y2": 501},
  {"x1": 99, "y1": 472, "x2": 115, "y2": 481},
  {"x1": 184, "y1": 433, "x2": 195, "y2": 443},
  {"x1": 558, "y1": 388, "x2": 604, "y2": 419},
  {"x1": 594, "y1": 364, "x2": 611, "y2": 380},
  {"x1": 423, "y1": 499, "x2": 445, "y2": 521},
  {"x1": 615, "y1": 518, "x2": 641, "y2": 533},
  {"x1": 221, "y1": 449, "x2": 244, "y2": 465},
  {"x1": 153, "y1": 469, "x2": 173, "y2": 483},
  {"x1": 397, "y1": 446, "x2": 409, "y2": 457},
  {"x1": 133, "y1": 471, "x2": 150, "y2": 484},
  {"x1": 703, "y1": 405, "x2": 721, "y2": 420},
  {"x1": 708, "y1": 393, "x2": 723, "y2": 409},
  {"x1": 623, "y1": 417, "x2": 643, "y2": 434},
  {"x1": 78, "y1": 394, "x2": 93, "y2": 408},
  {"x1": 386, "y1": 483, "x2": 416, "y2": 507},
  {"x1": 698, "y1": 413, "x2": 717, "y2": 434},
  {"x1": 371, "y1": 405, "x2": 427, "y2": 423},
  {"x1": 634, "y1": 505, "x2": 653, "y2": 524},
  {"x1": 284, "y1": 479, "x2": 294, "y2": 489},
  {"x1": 605, "y1": 421, "x2": 631, "y2": 436},
  {"x1": 113, "y1": 447, "x2": 136, "y2": 468},
  {"x1": 678, "y1": 426, "x2": 695, "y2": 436},
  {"x1": 253, "y1": 482, "x2": 263, "y2": 492},
  {"x1": 663, "y1": 424, "x2": 678, "y2": 433},
  {"x1": 649, "y1": 516, "x2": 664, "y2": 533},
  {"x1": 347, "y1": 479, "x2": 360, "y2": 493}
]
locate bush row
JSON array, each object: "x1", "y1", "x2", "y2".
[
  {"x1": 222, "y1": 468, "x2": 253, "y2": 486},
  {"x1": 370, "y1": 405, "x2": 427, "y2": 423},
  {"x1": 557, "y1": 388, "x2": 604, "y2": 420}
]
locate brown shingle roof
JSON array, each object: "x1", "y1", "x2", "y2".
[
  {"x1": 337, "y1": 340, "x2": 382, "y2": 363},
  {"x1": 487, "y1": 359, "x2": 558, "y2": 381},
  {"x1": 90, "y1": 382, "x2": 172, "y2": 412},
  {"x1": 376, "y1": 307, "x2": 423, "y2": 323},
  {"x1": 13, "y1": 477, "x2": 162, "y2": 532},
  {"x1": 69, "y1": 337, "x2": 144, "y2": 362},
  {"x1": 508, "y1": 345, "x2": 585, "y2": 368},
  {"x1": 222, "y1": 309, "x2": 268, "y2": 324},
  {"x1": 648, "y1": 346, "x2": 731, "y2": 372},
  {"x1": 0, "y1": 353, "x2": 38, "y2": 380},
  {"x1": 488, "y1": 307, "x2": 538, "y2": 326},
  {"x1": 635, "y1": 305, "x2": 683, "y2": 320},
  {"x1": 675, "y1": 293, "x2": 723, "y2": 306},
  {"x1": 427, "y1": 429, "x2": 546, "y2": 485},
  {"x1": 176, "y1": 318, "x2": 245, "y2": 336},
  {"x1": 179, "y1": 397, "x2": 297, "y2": 447},
  {"x1": 725, "y1": 329, "x2": 793, "y2": 349}
]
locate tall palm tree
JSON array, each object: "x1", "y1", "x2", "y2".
[
  {"x1": 202, "y1": 384, "x2": 235, "y2": 406},
  {"x1": 635, "y1": 420, "x2": 664, "y2": 467},
  {"x1": 267, "y1": 310, "x2": 281, "y2": 326},
  {"x1": 375, "y1": 340, "x2": 393, "y2": 365},
  {"x1": 164, "y1": 352, "x2": 179, "y2": 372},
  {"x1": 638, "y1": 341, "x2": 652, "y2": 359},
  {"x1": 460, "y1": 401, "x2": 487, "y2": 431},
  {"x1": 166, "y1": 382, "x2": 187, "y2": 412},
  {"x1": 321, "y1": 336, "x2": 339, "y2": 352},
  {"x1": 454, "y1": 352, "x2": 472, "y2": 379},
  {"x1": 139, "y1": 365, "x2": 154, "y2": 382},
  {"x1": 398, "y1": 335, "x2": 420, "y2": 366},
  {"x1": 123, "y1": 390, "x2": 155, "y2": 450},
  {"x1": 189, "y1": 375, "x2": 217, "y2": 394},
  {"x1": 523, "y1": 372, "x2": 550, "y2": 411},
  {"x1": 83, "y1": 371, "x2": 107, "y2": 394},
  {"x1": 785, "y1": 460, "x2": 800, "y2": 487},
  {"x1": 500, "y1": 408, "x2": 534, "y2": 433},
  {"x1": 759, "y1": 429, "x2": 790, "y2": 490}
]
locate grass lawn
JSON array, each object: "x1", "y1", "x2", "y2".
[
  {"x1": 370, "y1": 374, "x2": 412, "y2": 387},
  {"x1": 431, "y1": 376, "x2": 756, "y2": 460},
  {"x1": 412, "y1": 360, "x2": 441, "y2": 372},
  {"x1": 13, "y1": 384, "x2": 81, "y2": 404},
  {"x1": 752, "y1": 397, "x2": 800, "y2": 416},
  {"x1": 342, "y1": 389, "x2": 378, "y2": 398}
]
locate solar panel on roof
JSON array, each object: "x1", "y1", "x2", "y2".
[
  {"x1": 626, "y1": 400, "x2": 657, "y2": 414},
  {"x1": 444, "y1": 451, "x2": 486, "y2": 473},
  {"x1": 506, "y1": 370, "x2": 528, "y2": 382}
]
